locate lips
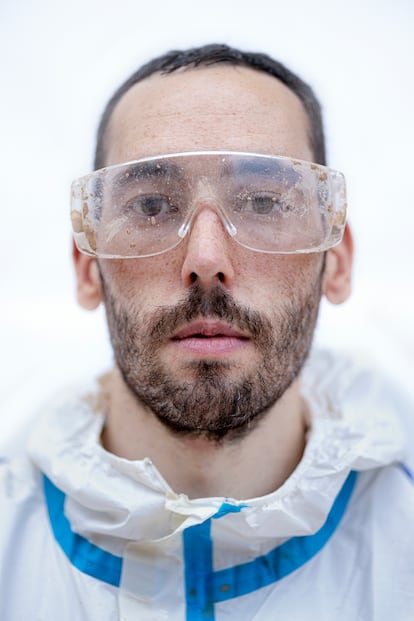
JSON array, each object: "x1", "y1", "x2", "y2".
[
  {"x1": 172, "y1": 320, "x2": 248, "y2": 340},
  {"x1": 171, "y1": 320, "x2": 249, "y2": 356}
]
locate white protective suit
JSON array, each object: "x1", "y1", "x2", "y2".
[{"x1": 1, "y1": 349, "x2": 414, "y2": 621}]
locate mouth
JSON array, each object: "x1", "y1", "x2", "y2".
[{"x1": 171, "y1": 320, "x2": 250, "y2": 356}]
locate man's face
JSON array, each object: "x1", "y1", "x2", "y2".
[{"x1": 82, "y1": 66, "x2": 347, "y2": 440}]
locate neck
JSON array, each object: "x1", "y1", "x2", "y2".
[{"x1": 100, "y1": 368, "x2": 308, "y2": 500}]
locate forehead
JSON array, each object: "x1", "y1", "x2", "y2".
[{"x1": 104, "y1": 65, "x2": 313, "y2": 167}]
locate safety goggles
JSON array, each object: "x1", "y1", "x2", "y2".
[{"x1": 71, "y1": 151, "x2": 347, "y2": 258}]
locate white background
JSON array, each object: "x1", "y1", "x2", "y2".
[{"x1": 1, "y1": 0, "x2": 413, "y2": 448}]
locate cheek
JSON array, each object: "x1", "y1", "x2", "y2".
[
  {"x1": 234, "y1": 253, "x2": 324, "y2": 303},
  {"x1": 98, "y1": 251, "x2": 324, "y2": 313},
  {"x1": 98, "y1": 255, "x2": 183, "y2": 304}
]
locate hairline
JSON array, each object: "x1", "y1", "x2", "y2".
[{"x1": 94, "y1": 46, "x2": 326, "y2": 170}]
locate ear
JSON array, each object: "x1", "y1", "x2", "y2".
[
  {"x1": 322, "y1": 224, "x2": 354, "y2": 304},
  {"x1": 72, "y1": 241, "x2": 103, "y2": 310}
]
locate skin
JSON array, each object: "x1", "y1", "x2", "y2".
[{"x1": 73, "y1": 65, "x2": 353, "y2": 500}]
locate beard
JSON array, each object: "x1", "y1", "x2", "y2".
[{"x1": 101, "y1": 270, "x2": 323, "y2": 442}]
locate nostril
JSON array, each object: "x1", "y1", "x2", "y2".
[{"x1": 188, "y1": 271, "x2": 225, "y2": 284}]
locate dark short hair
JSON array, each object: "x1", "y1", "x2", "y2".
[{"x1": 94, "y1": 43, "x2": 326, "y2": 170}]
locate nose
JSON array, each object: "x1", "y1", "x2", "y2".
[{"x1": 181, "y1": 205, "x2": 235, "y2": 289}]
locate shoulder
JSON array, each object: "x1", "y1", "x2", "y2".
[
  {"x1": 303, "y1": 348, "x2": 414, "y2": 466},
  {"x1": 0, "y1": 455, "x2": 45, "y2": 547},
  {"x1": 344, "y1": 464, "x2": 414, "y2": 605},
  {"x1": 0, "y1": 456, "x2": 118, "y2": 621},
  {"x1": 0, "y1": 453, "x2": 43, "y2": 508},
  {"x1": 351, "y1": 462, "x2": 414, "y2": 523},
  {"x1": 0, "y1": 456, "x2": 50, "y2": 602},
  {"x1": 303, "y1": 348, "x2": 413, "y2": 408}
]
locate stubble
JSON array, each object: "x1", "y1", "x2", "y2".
[{"x1": 100, "y1": 269, "x2": 323, "y2": 442}]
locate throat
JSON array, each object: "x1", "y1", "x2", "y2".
[{"x1": 102, "y1": 369, "x2": 308, "y2": 500}]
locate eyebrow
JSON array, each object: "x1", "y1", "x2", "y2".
[
  {"x1": 111, "y1": 160, "x2": 184, "y2": 191},
  {"x1": 230, "y1": 158, "x2": 301, "y2": 183},
  {"x1": 106, "y1": 156, "x2": 304, "y2": 197}
]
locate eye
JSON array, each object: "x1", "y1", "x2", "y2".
[
  {"x1": 124, "y1": 194, "x2": 178, "y2": 218},
  {"x1": 236, "y1": 192, "x2": 293, "y2": 216}
]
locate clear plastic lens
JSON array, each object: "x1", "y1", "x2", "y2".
[{"x1": 70, "y1": 152, "x2": 347, "y2": 258}]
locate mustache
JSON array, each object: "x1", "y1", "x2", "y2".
[{"x1": 148, "y1": 284, "x2": 272, "y2": 344}]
